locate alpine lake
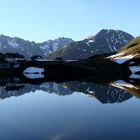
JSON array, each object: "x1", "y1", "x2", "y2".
[{"x1": 0, "y1": 74, "x2": 140, "y2": 140}]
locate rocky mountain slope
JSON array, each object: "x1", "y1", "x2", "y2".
[
  {"x1": 49, "y1": 29, "x2": 134, "y2": 60},
  {"x1": 0, "y1": 35, "x2": 73, "y2": 58}
]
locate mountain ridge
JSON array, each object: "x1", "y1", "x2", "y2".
[
  {"x1": 49, "y1": 29, "x2": 134, "y2": 60},
  {"x1": 0, "y1": 29, "x2": 134, "y2": 59},
  {"x1": 0, "y1": 34, "x2": 74, "y2": 58}
]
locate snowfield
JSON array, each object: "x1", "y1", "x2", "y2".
[
  {"x1": 107, "y1": 53, "x2": 136, "y2": 64},
  {"x1": 113, "y1": 55, "x2": 135, "y2": 64}
]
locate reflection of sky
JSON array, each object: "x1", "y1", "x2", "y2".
[{"x1": 0, "y1": 91, "x2": 139, "y2": 140}]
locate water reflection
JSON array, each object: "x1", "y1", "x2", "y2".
[
  {"x1": 0, "y1": 74, "x2": 140, "y2": 104},
  {"x1": 65, "y1": 81, "x2": 132, "y2": 103},
  {"x1": 0, "y1": 74, "x2": 140, "y2": 140}
]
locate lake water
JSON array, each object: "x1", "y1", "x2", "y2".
[{"x1": 0, "y1": 80, "x2": 140, "y2": 140}]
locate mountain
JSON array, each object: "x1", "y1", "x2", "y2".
[
  {"x1": 38, "y1": 37, "x2": 74, "y2": 56},
  {"x1": 49, "y1": 29, "x2": 134, "y2": 60},
  {"x1": 0, "y1": 29, "x2": 134, "y2": 59},
  {"x1": 0, "y1": 35, "x2": 73, "y2": 58}
]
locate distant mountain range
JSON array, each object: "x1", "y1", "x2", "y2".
[
  {"x1": 0, "y1": 29, "x2": 134, "y2": 59},
  {"x1": 49, "y1": 29, "x2": 134, "y2": 60},
  {"x1": 0, "y1": 35, "x2": 73, "y2": 58}
]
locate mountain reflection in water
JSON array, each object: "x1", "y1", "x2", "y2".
[{"x1": 0, "y1": 73, "x2": 140, "y2": 104}]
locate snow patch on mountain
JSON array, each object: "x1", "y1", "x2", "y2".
[
  {"x1": 53, "y1": 42, "x2": 59, "y2": 51},
  {"x1": 86, "y1": 39, "x2": 95, "y2": 46},
  {"x1": 106, "y1": 39, "x2": 114, "y2": 52},
  {"x1": 107, "y1": 53, "x2": 135, "y2": 64},
  {"x1": 39, "y1": 44, "x2": 49, "y2": 50},
  {"x1": 7, "y1": 38, "x2": 19, "y2": 48},
  {"x1": 113, "y1": 55, "x2": 135, "y2": 64}
]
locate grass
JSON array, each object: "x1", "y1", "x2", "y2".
[
  {"x1": 117, "y1": 36, "x2": 140, "y2": 59},
  {"x1": 120, "y1": 36, "x2": 140, "y2": 51}
]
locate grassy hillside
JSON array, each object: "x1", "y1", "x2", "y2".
[
  {"x1": 120, "y1": 36, "x2": 140, "y2": 50},
  {"x1": 119, "y1": 36, "x2": 140, "y2": 58}
]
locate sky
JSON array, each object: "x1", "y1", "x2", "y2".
[{"x1": 0, "y1": 0, "x2": 139, "y2": 42}]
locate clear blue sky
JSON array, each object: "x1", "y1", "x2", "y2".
[{"x1": 0, "y1": 0, "x2": 139, "y2": 42}]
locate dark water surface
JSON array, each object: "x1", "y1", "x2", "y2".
[{"x1": 0, "y1": 80, "x2": 140, "y2": 140}]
